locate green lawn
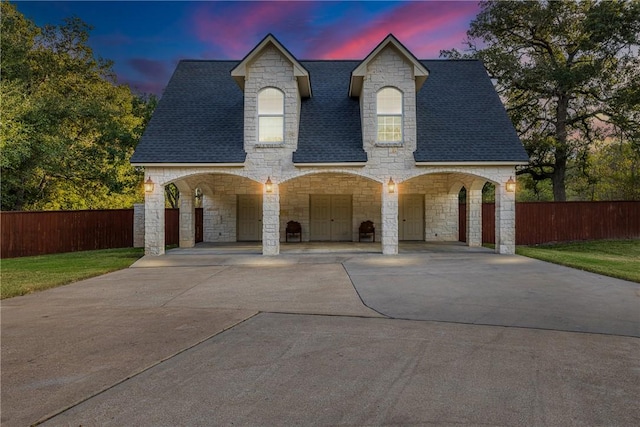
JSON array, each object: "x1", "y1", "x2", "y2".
[
  {"x1": 516, "y1": 239, "x2": 640, "y2": 283},
  {"x1": 1, "y1": 248, "x2": 144, "y2": 299}
]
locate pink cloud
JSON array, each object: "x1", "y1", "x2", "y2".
[
  {"x1": 191, "y1": 1, "x2": 317, "y2": 58},
  {"x1": 188, "y1": 1, "x2": 479, "y2": 60},
  {"x1": 309, "y1": 1, "x2": 479, "y2": 59}
]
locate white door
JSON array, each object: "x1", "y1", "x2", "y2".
[
  {"x1": 331, "y1": 195, "x2": 352, "y2": 241},
  {"x1": 237, "y1": 194, "x2": 262, "y2": 241},
  {"x1": 399, "y1": 194, "x2": 424, "y2": 241},
  {"x1": 309, "y1": 195, "x2": 332, "y2": 241},
  {"x1": 310, "y1": 195, "x2": 352, "y2": 241}
]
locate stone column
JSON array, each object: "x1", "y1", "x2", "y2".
[
  {"x1": 179, "y1": 190, "x2": 195, "y2": 248},
  {"x1": 133, "y1": 203, "x2": 145, "y2": 248},
  {"x1": 144, "y1": 180, "x2": 165, "y2": 256},
  {"x1": 466, "y1": 185, "x2": 483, "y2": 247},
  {"x1": 202, "y1": 194, "x2": 216, "y2": 242},
  {"x1": 381, "y1": 183, "x2": 399, "y2": 255},
  {"x1": 262, "y1": 183, "x2": 280, "y2": 255},
  {"x1": 495, "y1": 181, "x2": 516, "y2": 254}
]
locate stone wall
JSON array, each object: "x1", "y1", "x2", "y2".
[
  {"x1": 280, "y1": 174, "x2": 381, "y2": 242},
  {"x1": 361, "y1": 47, "x2": 417, "y2": 178},
  {"x1": 401, "y1": 174, "x2": 459, "y2": 241},
  {"x1": 201, "y1": 175, "x2": 262, "y2": 242},
  {"x1": 243, "y1": 45, "x2": 300, "y2": 177},
  {"x1": 133, "y1": 204, "x2": 145, "y2": 248}
]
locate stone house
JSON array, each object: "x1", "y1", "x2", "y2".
[{"x1": 131, "y1": 34, "x2": 528, "y2": 256}]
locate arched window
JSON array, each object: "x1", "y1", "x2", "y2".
[
  {"x1": 258, "y1": 88, "x2": 284, "y2": 143},
  {"x1": 377, "y1": 87, "x2": 402, "y2": 143}
]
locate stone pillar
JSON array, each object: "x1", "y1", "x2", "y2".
[
  {"x1": 466, "y1": 186, "x2": 483, "y2": 247},
  {"x1": 202, "y1": 194, "x2": 216, "y2": 242},
  {"x1": 133, "y1": 203, "x2": 145, "y2": 248},
  {"x1": 495, "y1": 182, "x2": 516, "y2": 254},
  {"x1": 381, "y1": 183, "x2": 399, "y2": 255},
  {"x1": 145, "y1": 180, "x2": 165, "y2": 256},
  {"x1": 179, "y1": 191, "x2": 195, "y2": 248},
  {"x1": 262, "y1": 183, "x2": 280, "y2": 255}
]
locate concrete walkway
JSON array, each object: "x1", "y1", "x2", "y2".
[{"x1": 1, "y1": 247, "x2": 639, "y2": 426}]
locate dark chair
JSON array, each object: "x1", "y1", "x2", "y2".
[
  {"x1": 359, "y1": 220, "x2": 375, "y2": 242},
  {"x1": 286, "y1": 221, "x2": 302, "y2": 242}
]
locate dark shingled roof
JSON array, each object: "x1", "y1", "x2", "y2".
[
  {"x1": 294, "y1": 61, "x2": 366, "y2": 163},
  {"x1": 415, "y1": 60, "x2": 529, "y2": 163},
  {"x1": 131, "y1": 61, "x2": 246, "y2": 164},
  {"x1": 131, "y1": 59, "x2": 528, "y2": 164}
]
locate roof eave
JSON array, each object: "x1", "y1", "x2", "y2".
[
  {"x1": 294, "y1": 162, "x2": 367, "y2": 167},
  {"x1": 131, "y1": 162, "x2": 246, "y2": 167},
  {"x1": 414, "y1": 161, "x2": 529, "y2": 166}
]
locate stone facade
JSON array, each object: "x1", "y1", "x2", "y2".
[
  {"x1": 139, "y1": 37, "x2": 520, "y2": 257},
  {"x1": 133, "y1": 204, "x2": 145, "y2": 248}
]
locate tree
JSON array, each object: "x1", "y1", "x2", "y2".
[
  {"x1": 574, "y1": 140, "x2": 640, "y2": 200},
  {"x1": 443, "y1": 0, "x2": 640, "y2": 200},
  {"x1": 1, "y1": 2, "x2": 154, "y2": 210}
]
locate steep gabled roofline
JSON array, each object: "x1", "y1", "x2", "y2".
[
  {"x1": 349, "y1": 34, "x2": 429, "y2": 97},
  {"x1": 230, "y1": 33, "x2": 312, "y2": 97}
]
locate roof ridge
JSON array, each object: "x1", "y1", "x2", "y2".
[{"x1": 177, "y1": 58, "x2": 480, "y2": 63}]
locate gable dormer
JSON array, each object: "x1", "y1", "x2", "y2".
[
  {"x1": 349, "y1": 34, "x2": 428, "y2": 98},
  {"x1": 231, "y1": 34, "x2": 310, "y2": 153},
  {"x1": 231, "y1": 34, "x2": 311, "y2": 98},
  {"x1": 351, "y1": 34, "x2": 428, "y2": 158}
]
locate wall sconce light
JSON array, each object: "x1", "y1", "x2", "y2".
[
  {"x1": 144, "y1": 177, "x2": 154, "y2": 193},
  {"x1": 506, "y1": 176, "x2": 516, "y2": 193},
  {"x1": 388, "y1": 177, "x2": 395, "y2": 193},
  {"x1": 265, "y1": 176, "x2": 273, "y2": 193}
]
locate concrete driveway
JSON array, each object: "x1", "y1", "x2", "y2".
[
  {"x1": 344, "y1": 251, "x2": 640, "y2": 337},
  {"x1": 1, "y1": 247, "x2": 638, "y2": 426}
]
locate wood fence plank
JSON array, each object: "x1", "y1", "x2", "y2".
[{"x1": 465, "y1": 201, "x2": 640, "y2": 245}]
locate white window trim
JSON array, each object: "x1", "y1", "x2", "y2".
[
  {"x1": 257, "y1": 87, "x2": 285, "y2": 145},
  {"x1": 375, "y1": 86, "x2": 404, "y2": 146}
]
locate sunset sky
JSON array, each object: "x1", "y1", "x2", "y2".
[{"x1": 15, "y1": 1, "x2": 481, "y2": 95}]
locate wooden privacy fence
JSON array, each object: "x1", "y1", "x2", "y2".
[
  {"x1": 1, "y1": 209, "x2": 134, "y2": 258},
  {"x1": 1, "y1": 208, "x2": 203, "y2": 258},
  {"x1": 2, "y1": 203, "x2": 638, "y2": 258},
  {"x1": 164, "y1": 208, "x2": 204, "y2": 247},
  {"x1": 460, "y1": 201, "x2": 640, "y2": 245}
]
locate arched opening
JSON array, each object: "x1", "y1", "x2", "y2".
[
  {"x1": 458, "y1": 186, "x2": 467, "y2": 242},
  {"x1": 144, "y1": 172, "x2": 263, "y2": 253},
  {"x1": 399, "y1": 173, "x2": 463, "y2": 242},
  {"x1": 400, "y1": 171, "x2": 503, "y2": 249},
  {"x1": 180, "y1": 173, "x2": 263, "y2": 243},
  {"x1": 280, "y1": 172, "x2": 381, "y2": 244}
]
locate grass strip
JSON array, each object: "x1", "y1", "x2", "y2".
[
  {"x1": 516, "y1": 239, "x2": 640, "y2": 283},
  {"x1": 1, "y1": 248, "x2": 144, "y2": 299}
]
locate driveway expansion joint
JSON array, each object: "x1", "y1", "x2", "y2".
[{"x1": 30, "y1": 311, "x2": 261, "y2": 427}]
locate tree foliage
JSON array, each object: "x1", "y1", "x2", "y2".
[
  {"x1": 443, "y1": 0, "x2": 640, "y2": 201},
  {"x1": 1, "y1": 2, "x2": 155, "y2": 211}
]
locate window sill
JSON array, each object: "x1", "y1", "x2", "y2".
[
  {"x1": 255, "y1": 142, "x2": 286, "y2": 148},
  {"x1": 375, "y1": 141, "x2": 403, "y2": 147}
]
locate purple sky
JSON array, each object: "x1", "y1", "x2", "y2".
[{"x1": 15, "y1": 1, "x2": 480, "y2": 96}]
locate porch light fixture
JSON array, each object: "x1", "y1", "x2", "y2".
[
  {"x1": 506, "y1": 176, "x2": 516, "y2": 193},
  {"x1": 143, "y1": 177, "x2": 154, "y2": 193},
  {"x1": 265, "y1": 176, "x2": 273, "y2": 193},
  {"x1": 387, "y1": 177, "x2": 395, "y2": 193}
]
